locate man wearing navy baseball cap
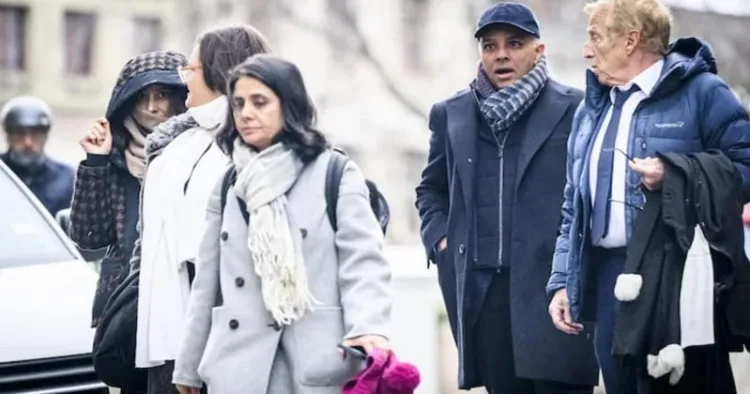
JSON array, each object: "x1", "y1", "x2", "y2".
[{"x1": 416, "y1": 2, "x2": 598, "y2": 393}]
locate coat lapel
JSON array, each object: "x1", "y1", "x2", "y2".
[
  {"x1": 446, "y1": 92, "x2": 479, "y2": 211},
  {"x1": 515, "y1": 84, "x2": 568, "y2": 191}
]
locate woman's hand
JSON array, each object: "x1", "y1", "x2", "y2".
[
  {"x1": 175, "y1": 384, "x2": 201, "y2": 394},
  {"x1": 342, "y1": 334, "x2": 390, "y2": 354},
  {"x1": 80, "y1": 117, "x2": 113, "y2": 155}
]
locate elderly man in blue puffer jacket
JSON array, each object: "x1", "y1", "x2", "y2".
[{"x1": 545, "y1": 0, "x2": 750, "y2": 393}]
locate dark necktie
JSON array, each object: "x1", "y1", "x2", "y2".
[{"x1": 591, "y1": 85, "x2": 640, "y2": 244}]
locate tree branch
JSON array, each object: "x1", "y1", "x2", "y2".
[{"x1": 274, "y1": 2, "x2": 427, "y2": 121}]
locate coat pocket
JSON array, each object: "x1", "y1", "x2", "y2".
[
  {"x1": 196, "y1": 306, "x2": 227, "y2": 384},
  {"x1": 433, "y1": 247, "x2": 450, "y2": 265},
  {"x1": 292, "y1": 306, "x2": 361, "y2": 387}
]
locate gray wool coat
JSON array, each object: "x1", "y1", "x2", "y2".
[{"x1": 172, "y1": 150, "x2": 393, "y2": 394}]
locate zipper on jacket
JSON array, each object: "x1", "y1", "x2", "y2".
[
  {"x1": 623, "y1": 101, "x2": 646, "y2": 242},
  {"x1": 473, "y1": 89, "x2": 508, "y2": 270},
  {"x1": 494, "y1": 131, "x2": 509, "y2": 269}
]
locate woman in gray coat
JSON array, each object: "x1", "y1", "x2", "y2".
[{"x1": 172, "y1": 55, "x2": 393, "y2": 394}]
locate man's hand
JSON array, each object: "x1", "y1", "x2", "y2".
[
  {"x1": 342, "y1": 334, "x2": 390, "y2": 354},
  {"x1": 629, "y1": 157, "x2": 664, "y2": 191},
  {"x1": 437, "y1": 237, "x2": 448, "y2": 252},
  {"x1": 176, "y1": 384, "x2": 201, "y2": 394},
  {"x1": 549, "y1": 288, "x2": 583, "y2": 335}
]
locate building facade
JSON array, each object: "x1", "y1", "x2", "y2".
[
  {"x1": 0, "y1": 0, "x2": 181, "y2": 170},
  {"x1": 5, "y1": 0, "x2": 747, "y2": 246}
]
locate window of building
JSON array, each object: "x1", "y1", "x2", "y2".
[
  {"x1": 132, "y1": 17, "x2": 163, "y2": 55},
  {"x1": 0, "y1": 5, "x2": 27, "y2": 71},
  {"x1": 401, "y1": 0, "x2": 429, "y2": 71},
  {"x1": 64, "y1": 11, "x2": 96, "y2": 76}
]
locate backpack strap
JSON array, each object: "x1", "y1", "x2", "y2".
[
  {"x1": 220, "y1": 165, "x2": 236, "y2": 216},
  {"x1": 325, "y1": 150, "x2": 349, "y2": 232},
  {"x1": 216, "y1": 165, "x2": 239, "y2": 308},
  {"x1": 220, "y1": 165, "x2": 249, "y2": 224}
]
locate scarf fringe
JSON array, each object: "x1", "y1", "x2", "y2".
[{"x1": 233, "y1": 141, "x2": 315, "y2": 326}]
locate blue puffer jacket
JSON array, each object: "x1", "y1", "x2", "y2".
[{"x1": 546, "y1": 37, "x2": 750, "y2": 322}]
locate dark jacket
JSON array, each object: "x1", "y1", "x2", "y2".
[
  {"x1": 613, "y1": 151, "x2": 750, "y2": 363},
  {"x1": 548, "y1": 38, "x2": 750, "y2": 322},
  {"x1": 415, "y1": 80, "x2": 598, "y2": 388},
  {"x1": 91, "y1": 272, "x2": 145, "y2": 390},
  {"x1": 69, "y1": 50, "x2": 187, "y2": 327},
  {"x1": 1, "y1": 153, "x2": 74, "y2": 217}
]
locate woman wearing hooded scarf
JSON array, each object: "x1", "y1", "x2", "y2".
[
  {"x1": 70, "y1": 50, "x2": 188, "y2": 328},
  {"x1": 120, "y1": 26, "x2": 272, "y2": 393}
]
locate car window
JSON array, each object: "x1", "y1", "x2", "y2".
[{"x1": 0, "y1": 168, "x2": 76, "y2": 268}]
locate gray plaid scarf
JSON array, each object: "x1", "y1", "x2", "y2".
[{"x1": 472, "y1": 55, "x2": 549, "y2": 135}]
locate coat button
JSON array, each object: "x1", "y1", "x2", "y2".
[
  {"x1": 641, "y1": 141, "x2": 647, "y2": 149},
  {"x1": 221, "y1": 232, "x2": 228, "y2": 241},
  {"x1": 300, "y1": 228, "x2": 307, "y2": 238},
  {"x1": 467, "y1": 158, "x2": 473, "y2": 163},
  {"x1": 235, "y1": 277, "x2": 245, "y2": 287},
  {"x1": 229, "y1": 319, "x2": 239, "y2": 330},
  {"x1": 458, "y1": 244, "x2": 465, "y2": 255}
]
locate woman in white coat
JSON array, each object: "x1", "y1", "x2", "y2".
[
  {"x1": 172, "y1": 55, "x2": 393, "y2": 394},
  {"x1": 126, "y1": 26, "x2": 271, "y2": 393}
]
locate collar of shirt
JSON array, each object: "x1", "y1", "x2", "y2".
[
  {"x1": 187, "y1": 95, "x2": 228, "y2": 131},
  {"x1": 609, "y1": 58, "x2": 665, "y2": 101}
]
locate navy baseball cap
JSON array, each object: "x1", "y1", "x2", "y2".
[{"x1": 474, "y1": 2, "x2": 541, "y2": 39}]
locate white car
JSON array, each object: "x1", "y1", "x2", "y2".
[{"x1": 0, "y1": 160, "x2": 106, "y2": 393}]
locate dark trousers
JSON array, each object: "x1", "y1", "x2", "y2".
[
  {"x1": 147, "y1": 361, "x2": 208, "y2": 394},
  {"x1": 591, "y1": 247, "x2": 652, "y2": 394},
  {"x1": 473, "y1": 272, "x2": 593, "y2": 394},
  {"x1": 146, "y1": 362, "x2": 179, "y2": 394}
]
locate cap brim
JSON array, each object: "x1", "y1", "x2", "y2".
[{"x1": 474, "y1": 22, "x2": 538, "y2": 38}]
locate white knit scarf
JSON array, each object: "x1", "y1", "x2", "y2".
[{"x1": 232, "y1": 139, "x2": 315, "y2": 325}]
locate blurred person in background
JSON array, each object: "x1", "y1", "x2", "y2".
[
  {"x1": 415, "y1": 3, "x2": 597, "y2": 393},
  {"x1": 547, "y1": 0, "x2": 750, "y2": 393},
  {"x1": 127, "y1": 25, "x2": 272, "y2": 394},
  {"x1": 70, "y1": 50, "x2": 189, "y2": 330},
  {"x1": 172, "y1": 54, "x2": 393, "y2": 394},
  {"x1": 1, "y1": 96, "x2": 74, "y2": 217}
]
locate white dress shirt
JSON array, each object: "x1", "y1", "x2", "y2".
[{"x1": 589, "y1": 59, "x2": 664, "y2": 248}]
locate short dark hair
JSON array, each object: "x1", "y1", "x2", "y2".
[
  {"x1": 217, "y1": 55, "x2": 328, "y2": 163},
  {"x1": 197, "y1": 25, "x2": 272, "y2": 95}
]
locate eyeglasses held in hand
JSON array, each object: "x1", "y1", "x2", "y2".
[
  {"x1": 601, "y1": 147, "x2": 635, "y2": 162},
  {"x1": 601, "y1": 147, "x2": 646, "y2": 210}
]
